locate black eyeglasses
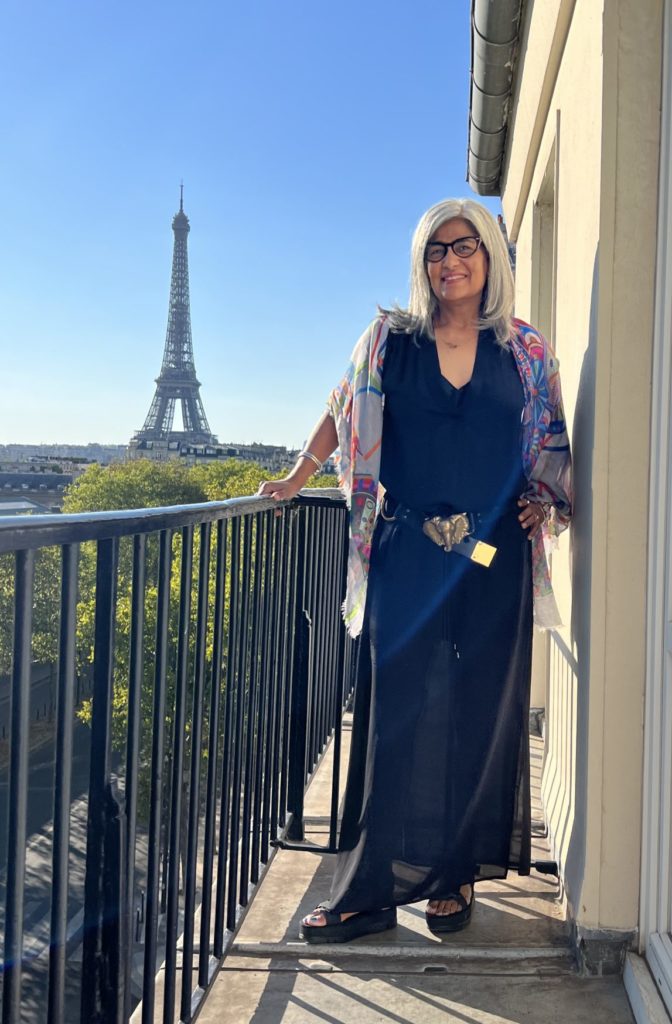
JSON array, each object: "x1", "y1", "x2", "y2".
[{"x1": 425, "y1": 236, "x2": 482, "y2": 262}]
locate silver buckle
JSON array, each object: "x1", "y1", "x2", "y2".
[{"x1": 379, "y1": 496, "x2": 397, "y2": 522}]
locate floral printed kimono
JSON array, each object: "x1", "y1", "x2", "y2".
[{"x1": 327, "y1": 314, "x2": 573, "y2": 637}]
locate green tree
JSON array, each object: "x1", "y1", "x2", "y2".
[
  {"x1": 0, "y1": 547, "x2": 62, "y2": 676},
  {"x1": 192, "y1": 458, "x2": 338, "y2": 500},
  {"x1": 304, "y1": 472, "x2": 339, "y2": 489},
  {"x1": 63, "y1": 459, "x2": 206, "y2": 513}
]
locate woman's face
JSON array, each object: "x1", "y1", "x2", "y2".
[{"x1": 426, "y1": 217, "x2": 489, "y2": 308}]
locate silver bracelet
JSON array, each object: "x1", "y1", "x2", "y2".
[{"x1": 298, "y1": 450, "x2": 322, "y2": 471}]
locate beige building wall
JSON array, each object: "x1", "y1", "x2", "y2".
[{"x1": 500, "y1": 0, "x2": 662, "y2": 935}]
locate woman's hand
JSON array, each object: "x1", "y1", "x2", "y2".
[
  {"x1": 517, "y1": 498, "x2": 547, "y2": 539},
  {"x1": 256, "y1": 413, "x2": 338, "y2": 512},
  {"x1": 257, "y1": 474, "x2": 302, "y2": 503}
]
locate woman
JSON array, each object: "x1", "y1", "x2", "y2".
[{"x1": 258, "y1": 198, "x2": 572, "y2": 943}]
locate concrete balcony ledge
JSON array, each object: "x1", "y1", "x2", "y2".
[{"x1": 194, "y1": 726, "x2": 637, "y2": 1023}]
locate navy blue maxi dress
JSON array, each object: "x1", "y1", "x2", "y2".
[{"x1": 325, "y1": 328, "x2": 534, "y2": 914}]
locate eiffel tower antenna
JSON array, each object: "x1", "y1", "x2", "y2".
[{"x1": 133, "y1": 189, "x2": 217, "y2": 445}]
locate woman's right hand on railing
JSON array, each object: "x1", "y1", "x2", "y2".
[
  {"x1": 257, "y1": 413, "x2": 338, "y2": 508},
  {"x1": 257, "y1": 474, "x2": 303, "y2": 503}
]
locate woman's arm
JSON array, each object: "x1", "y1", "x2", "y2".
[{"x1": 257, "y1": 410, "x2": 338, "y2": 501}]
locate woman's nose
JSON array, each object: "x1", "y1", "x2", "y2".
[{"x1": 442, "y1": 249, "x2": 462, "y2": 268}]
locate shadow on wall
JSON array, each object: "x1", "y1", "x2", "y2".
[{"x1": 562, "y1": 244, "x2": 600, "y2": 913}]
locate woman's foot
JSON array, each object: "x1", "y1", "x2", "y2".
[
  {"x1": 425, "y1": 884, "x2": 474, "y2": 934},
  {"x1": 300, "y1": 906, "x2": 397, "y2": 944},
  {"x1": 426, "y1": 884, "x2": 473, "y2": 918}
]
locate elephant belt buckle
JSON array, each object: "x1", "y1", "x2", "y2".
[{"x1": 422, "y1": 512, "x2": 471, "y2": 552}]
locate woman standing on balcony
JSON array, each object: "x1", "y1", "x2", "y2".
[{"x1": 258, "y1": 198, "x2": 572, "y2": 942}]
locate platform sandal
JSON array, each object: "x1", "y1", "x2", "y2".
[
  {"x1": 300, "y1": 906, "x2": 397, "y2": 944},
  {"x1": 425, "y1": 886, "x2": 474, "y2": 935}
]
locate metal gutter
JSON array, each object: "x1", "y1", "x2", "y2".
[{"x1": 467, "y1": 0, "x2": 525, "y2": 196}]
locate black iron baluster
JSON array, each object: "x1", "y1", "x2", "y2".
[
  {"x1": 2, "y1": 549, "x2": 35, "y2": 1024},
  {"x1": 286, "y1": 507, "x2": 309, "y2": 842},
  {"x1": 214, "y1": 517, "x2": 239, "y2": 957},
  {"x1": 180, "y1": 523, "x2": 211, "y2": 1022},
  {"x1": 226, "y1": 517, "x2": 252, "y2": 932},
  {"x1": 81, "y1": 538, "x2": 125, "y2": 1024},
  {"x1": 163, "y1": 526, "x2": 193, "y2": 1024},
  {"x1": 303, "y1": 506, "x2": 317, "y2": 773},
  {"x1": 331, "y1": 511, "x2": 343, "y2": 712},
  {"x1": 141, "y1": 530, "x2": 171, "y2": 1024},
  {"x1": 250, "y1": 514, "x2": 270, "y2": 881},
  {"x1": 313, "y1": 505, "x2": 325, "y2": 766},
  {"x1": 323, "y1": 511, "x2": 338, "y2": 745},
  {"x1": 312, "y1": 508, "x2": 326, "y2": 762},
  {"x1": 316, "y1": 506, "x2": 332, "y2": 757},
  {"x1": 278, "y1": 507, "x2": 298, "y2": 829},
  {"x1": 239, "y1": 513, "x2": 264, "y2": 904},
  {"x1": 47, "y1": 544, "x2": 78, "y2": 1024},
  {"x1": 314, "y1": 506, "x2": 328, "y2": 761},
  {"x1": 260, "y1": 512, "x2": 280, "y2": 863},
  {"x1": 329, "y1": 507, "x2": 350, "y2": 848},
  {"x1": 269, "y1": 510, "x2": 290, "y2": 839},
  {"x1": 266, "y1": 514, "x2": 285, "y2": 845},
  {"x1": 198, "y1": 519, "x2": 227, "y2": 988},
  {"x1": 121, "y1": 535, "x2": 146, "y2": 1024}
]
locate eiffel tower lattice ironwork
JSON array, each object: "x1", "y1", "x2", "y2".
[{"x1": 135, "y1": 188, "x2": 217, "y2": 444}]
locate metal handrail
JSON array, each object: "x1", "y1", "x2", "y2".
[{"x1": 0, "y1": 488, "x2": 345, "y2": 552}]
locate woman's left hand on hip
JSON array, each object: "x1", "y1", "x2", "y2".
[{"x1": 517, "y1": 498, "x2": 546, "y2": 539}]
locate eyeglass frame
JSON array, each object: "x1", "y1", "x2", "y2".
[{"x1": 424, "y1": 236, "x2": 483, "y2": 262}]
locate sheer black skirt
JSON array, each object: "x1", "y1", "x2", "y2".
[{"x1": 325, "y1": 507, "x2": 533, "y2": 914}]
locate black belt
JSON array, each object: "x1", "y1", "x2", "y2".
[{"x1": 380, "y1": 496, "x2": 509, "y2": 567}]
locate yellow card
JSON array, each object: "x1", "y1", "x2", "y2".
[{"x1": 470, "y1": 541, "x2": 497, "y2": 567}]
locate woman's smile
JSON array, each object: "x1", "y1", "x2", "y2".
[{"x1": 440, "y1": 270, "x2": 469, "y2": 294}]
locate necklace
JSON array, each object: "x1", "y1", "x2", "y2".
[{"x1": 434, "y1": 321, "x2": 474, "y2": 351}]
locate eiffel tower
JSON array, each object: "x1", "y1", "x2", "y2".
[{"x1": 133, "y1": 188, "x2": 217, "y2": 446}]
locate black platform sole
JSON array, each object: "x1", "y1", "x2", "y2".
[
  {"x1": 300, "y1": 907, "x2": 397, "y2": 944},
  {"x1": 425, "y1": 897, "x2": 474, "y2": 934}
]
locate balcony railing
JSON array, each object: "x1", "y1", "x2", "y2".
[{"x1": 0, "y1": 490, "x2": 356, "y2": 1024}]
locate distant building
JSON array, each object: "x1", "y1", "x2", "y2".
[
  {"x1": 129, "y1": 437, "x2": 302, "y2": 474},
  {"x1": 0, "y1": 444, "x2": 127, "y2": 465},
  {"x1": 0, "y1": 498, "x2": 53, "y2": 516},
  {"x1": 0, "y1": 472, "x2": 71, "y2": 511}
]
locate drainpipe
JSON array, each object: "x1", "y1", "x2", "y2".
[{"x1": 467, "y1": 0, "x2": 524, "y2": 196}]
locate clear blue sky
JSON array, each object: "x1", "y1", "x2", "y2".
[{"x1": 1, "y1": 0, "x2": 500, "y2": 448}]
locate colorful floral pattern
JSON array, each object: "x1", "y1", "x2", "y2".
[{"x1": 328, "y1": 315, "x2": 573, "y2": 636}]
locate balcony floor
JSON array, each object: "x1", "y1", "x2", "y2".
[{"x1": 198, "y1": 721, "x2": 635, "y2": 1023}]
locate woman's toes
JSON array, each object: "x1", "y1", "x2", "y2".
[
  {"x1": 303, "y1": 911, "x2": 326, "y2": 927},
  {"x1": 302, "y1": 909, "x2": 358, "y2": 927},
  {"x1": 427, "y1": 892, "x2": 471, "y2": 917}
]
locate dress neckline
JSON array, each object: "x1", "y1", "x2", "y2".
[{"x1": 431, "y1": 331, "x2": 483, "y2": 391}]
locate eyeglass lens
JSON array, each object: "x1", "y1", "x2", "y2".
[{"x1": 425, "y1": 236, "x2": 480, "y2": 262}]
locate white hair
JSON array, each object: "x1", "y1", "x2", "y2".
[{"x1": 382, "y1": 198, "x2": 515, "y2": 345}]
